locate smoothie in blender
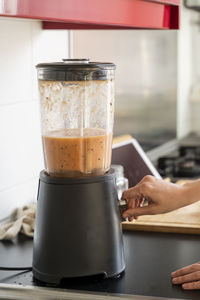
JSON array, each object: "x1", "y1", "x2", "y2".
[{"x1": 42, "y1": 128, "x2": 112, "y2": 177}]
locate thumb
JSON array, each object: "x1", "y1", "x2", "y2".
[{"x1": 123, "y1": 204, "x2": 155, "y2": 218}]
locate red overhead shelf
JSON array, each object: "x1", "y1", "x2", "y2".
[{"x1": 0, "y1": 0, "x2": 180, "y2": 29}]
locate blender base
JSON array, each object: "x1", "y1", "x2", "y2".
[{"x1": 32, "y1": 170, "x2": 125, "y2": 284}]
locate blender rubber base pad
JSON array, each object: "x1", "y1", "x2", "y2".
[{"x1": 32, "y1": 170, "x2": 125, "y2": 284}]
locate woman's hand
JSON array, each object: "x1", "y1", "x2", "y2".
[
  {"x1": 122, "y1": 175, "x2": 198, "y2": 220},
  {"x1": 172, "y1": 262, "x2": 200, "y2": 290}
]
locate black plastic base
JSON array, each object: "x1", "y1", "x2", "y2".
[{"x1": 32, "y1": 170, "x2": 125, "y2": 284}]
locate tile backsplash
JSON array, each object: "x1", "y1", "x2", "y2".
[{"x1": 0, "y1": 18, "x2": 69, "y2": 219}]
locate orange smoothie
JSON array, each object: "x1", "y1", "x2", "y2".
[{"x1": 42, "y1": 128, "x2": 112, "y2": 177}]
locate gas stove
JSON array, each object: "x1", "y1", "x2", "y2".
[{"x1": 157, "y1": 145, "x2": 200, "y2": 182}]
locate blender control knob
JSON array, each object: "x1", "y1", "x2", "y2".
[{"x1": 118, "y1": 199, "x2": 127, "y2": 222}]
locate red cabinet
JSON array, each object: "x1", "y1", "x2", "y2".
[{"x1": 0, "y1": 0, "x2": 180, "y2": 29}]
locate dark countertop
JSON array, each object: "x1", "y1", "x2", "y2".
[{"x1": 0, "y1": 231, "x2": 200, "y2": 299}]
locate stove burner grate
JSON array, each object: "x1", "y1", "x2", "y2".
[{"x1": 157, "y1": 145, "x2": 200, "y2": 178}]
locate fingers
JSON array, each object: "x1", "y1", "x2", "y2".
[
  {"x1": 122, "y1": 204, "x2": 155, "y2": 218},
  {"x1": 171, "y1": 263, "x2": 200, "y2": 290},
  {"x1": 122, "y1": 175, "x2": 151, "y2": 198},
  {"x1": 182, "y1": 281, "x2": 200, "y2": 290},
  {"x1": 127, "y1": 198, "x2": 139, "y2": 222},
  {"x1": 172, "y1": 271, "x2": 200, "y2": 285},
  {"x1": 122, "y1": 186, "x2": 141, "y2": 202},
  {"x1": 128, "y1": 198, "x2": 136, "y2": 222},
  {"x1": 122, "y1": 175, "x2": 155, "y2": 219},
  {"x1": 171, "y1": 263, "x2": 200, "y2": 278},
  {"x1": 122, "y1": 175, "x2": 154, "y2": 204}
]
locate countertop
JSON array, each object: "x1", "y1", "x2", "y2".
[{"x1": 0, "y1": 231, "x2": 200, "y2": 299}]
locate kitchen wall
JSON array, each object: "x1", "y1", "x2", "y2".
[
  {"x1": 0, "y1": 17, "x2": 70, "y2": 219},
  {"x1": 177, "y1": 5, "x2": 191, "y2": 138},
  {"x1": 73, "y1": 30, "x2": 177, "y2": 150},
  {"x1": 176, "y1": 4, "x2": 200, "y2": 138},
  {"x1": 188, "y1": 11, "x2": 200, "y2": 134}
]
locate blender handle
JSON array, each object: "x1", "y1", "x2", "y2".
[{"x1": 118, "y1": 199, "x2": 127, "y2": 222}]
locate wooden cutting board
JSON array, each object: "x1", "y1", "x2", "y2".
[
  {"x1": 122, "y1": 201, "x2": 200, "y2": 234},
  {"x1": 122, "y1": 180, "x2": 200, "y2": 234}
]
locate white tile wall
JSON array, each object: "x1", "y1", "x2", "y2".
[
  {"x1": 0, "y1": 179, "x2": 38, "y2": 222},
  {"x1": 188, "y1": 12, "x2": 200, "y2": 133},
  {"x1": 177, "y1": 6, "x2": 192, "y2": 138},
  {"x1": 31, "y1": 22, "x2": 70, "y2": 101},
  {"x1": 0, "y1": 17, "x2": 69, "y2": 219},
  {"x1": 0, "y1": 101, "x2": 42, "y2": 190},
  {"x1": 177, "y1": 5, "x2": 199, "y2": 138},
  {"x1": 0, "y1": 18, "x2": 32, "y2": 105}
]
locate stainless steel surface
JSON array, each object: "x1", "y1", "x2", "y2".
[
  {"x1": 147, "y1": 139, "x2": 178, "y2": 163},
  {"x1": 147, "y1": 133, "x2": 200, "y2": 164},
  {"x1": 0, "y1": 284, "x2": 185, "y2": 300}
]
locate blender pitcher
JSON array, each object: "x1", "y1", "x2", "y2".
[
  {"x1": 33, "y1": 59, "x2": 125, "y2": 284},
  {"x1": 37, "y1": 59, "x2": 115, "y2": 177}
]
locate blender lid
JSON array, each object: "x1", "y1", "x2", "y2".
[
  {"x1": 36, "y1": 59, "x2": 116, "y2": 81},
  {"x1": 36, "y1": 58, "x2": 116, "y2": 70}
]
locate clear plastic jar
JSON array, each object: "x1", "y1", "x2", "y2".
[
  {"x1": 37, "y1": 59, "x2": 115, "y2": 177},
  {"x1": 111, "y1": 165, "x2": 129, "y2": 199}
]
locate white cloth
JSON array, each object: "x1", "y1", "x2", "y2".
[{"x1": 0, "y1": 203, "x2": 36, "y2": 240}]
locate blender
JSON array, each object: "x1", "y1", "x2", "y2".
[{"x1": 32, "y1": 59, "x2": 125, "y2": 284}]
